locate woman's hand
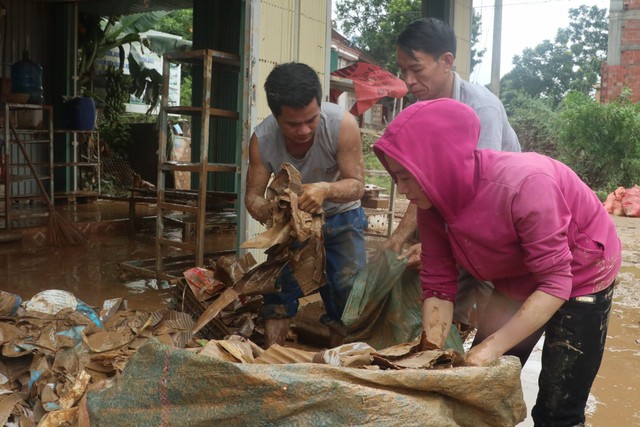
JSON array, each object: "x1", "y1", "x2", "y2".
[
  {"x1": 422, "y1": 297, "x2": 454, "y2": 348},
  {"x1": 464, "y1": 338, "x2": 503, "y2": 366},
  {"x1": 466, "y1": 290, "x2": 565, "y2": 367}
]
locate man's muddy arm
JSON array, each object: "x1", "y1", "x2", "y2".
[
  {"x1": 245, "y1": 134, "x2": 272, "y2": 224},
  {"x1": 379, "y1": 202, "x2": 418, "y2": 254}
]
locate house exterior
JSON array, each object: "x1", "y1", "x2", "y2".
[
  {"x1": 330, "y1": 29, "x2": 387, "y2": 128},
  {"x1": 600, "y1": 0, "x2": 640, "y2": 101},
  {"x1": 0, "y1": 0, "x2": 472, "y2": 253}
]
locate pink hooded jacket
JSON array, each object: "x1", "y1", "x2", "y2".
[{"x1": 374, "y1": 99, "x2": 621, "y2": 302}]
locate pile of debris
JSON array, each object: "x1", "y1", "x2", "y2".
[
  {"x1": 182, "y1": 163, "x2": 327, "y2": 340},
  {"x1": 0, "y1": 289, "x2": 199, "y2": 426},
  {"x1": 0, "y1": 288, "x2": 466, "y2": 426}
]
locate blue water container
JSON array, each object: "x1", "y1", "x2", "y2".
[
  {"x1": 11, "y1": 50, "x2": 43, "y2": 104},
  {"x1": 64, "y1": 97, "x2": 96, "y2": 130}
]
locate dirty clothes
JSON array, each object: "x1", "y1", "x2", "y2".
[
  {"x1": 0, "y1": 291, "x2": 22, "y2": 316},
  {"x1": 262, "y1": 207, "x2": 367, "y2": 323}
]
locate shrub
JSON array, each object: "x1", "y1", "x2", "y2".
[{"x1": 556, "y1": 90, "x2": 640, "y2": 191}]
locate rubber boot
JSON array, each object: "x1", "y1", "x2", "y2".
[{"x1": 264, "y1": 318, "x2": 290, "y2": 348}]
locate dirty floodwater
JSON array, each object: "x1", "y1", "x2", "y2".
[
  {"x1": 587, "y1": 215, "x2": 640, "y2": 426},
  {"x1": 0, "y1": 200, "x2": 639, "y2": 426},
  {"x1": 0, "y1": 201, "x2": 236, "y2": 311}
]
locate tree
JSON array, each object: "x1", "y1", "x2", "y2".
[
  {"x1": 155, "y1": 9, "x2": 193, "y2": 41},
  {"x1": 503, "y1": 93, "x2": 558, "y2": 157},
  {"x1": 470, "y1": 11, "x2": 486, "y2": 73},
  {"x1": 500, "y1": 5, "x2": 608, "y2": 108},
  {"x1": 335, "y1": 0, "x2": 486, "y2": 74}
]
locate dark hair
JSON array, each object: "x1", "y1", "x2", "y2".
[
  {"x1": 264, "y1": 62, "x2": 322, "y2": 117},
  {"x1": 397, "y1": 18, "x2": 457, "y2": 60}
]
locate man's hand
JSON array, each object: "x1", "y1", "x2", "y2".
[
  {"x1": 381, "y1": 236, "x2": 404, "y2": 254},
  {"x1": 299, "y1": 183, "x2": 329, "y2": 214},
  {"x1": 401, "y1": 243, "x2": 422, "y2": 269}
]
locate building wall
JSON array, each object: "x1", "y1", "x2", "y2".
[
  {"x1": 242, "y1": 0, "x2": 330, "y2": 258},
  {"x1": 452, "y1": 0, "x2": 472, "y2": 80},
  {"x1": 601, "y1": 0, "x2": 640, "y2": 101},
  {"x1": 252, "y1": 0, "x2": 329, "y2": 124}
]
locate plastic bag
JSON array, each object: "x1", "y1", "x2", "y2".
[
  {"x1": 342, "y1": 250, "x2": 463, "y2": 352},
  {"x1": 622, "y1": 185, "x2": 640, "y2": 217}
]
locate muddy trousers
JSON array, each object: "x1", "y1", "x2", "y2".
[
  {"x1": 261, "y1": 207, "x2": 367, "y2": 324},
  {"x1": 473, "y1": 284, "x2": 615, "y2": 427}
]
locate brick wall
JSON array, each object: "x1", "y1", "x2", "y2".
[{"x1": 601, "y1": 0, "x2": 640, "y2": 101}]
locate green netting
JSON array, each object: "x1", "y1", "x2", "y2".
[{"x1": 342, "y1": 249, "x2": 464, "y2": 352}]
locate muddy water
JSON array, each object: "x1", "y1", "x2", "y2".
[
  {"x1": 587, "y1": 215, "x2": 640, "y2": 426},
  {"x1": 0, "y1": 226, "x2": 236, "y2": 311}
]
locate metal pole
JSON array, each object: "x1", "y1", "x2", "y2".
[{"x1": 489, "y1": 0, "x2": 503, "y2": 97}]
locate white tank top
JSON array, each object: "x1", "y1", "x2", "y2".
[{"x1": 255, "y1": 102, "x2": 360, "y2": 217}]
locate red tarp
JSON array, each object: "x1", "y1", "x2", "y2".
[{"x1": 330, "y1": 62, "x2": 408, "y2": 116}]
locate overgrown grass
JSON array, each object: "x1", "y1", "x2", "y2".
[{"x1": 362, "y1": 131, "x2": 393, "y2": 193}]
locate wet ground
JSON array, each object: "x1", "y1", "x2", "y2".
[
  {"x1": 1, "y1": 199, "x2": 639, "y2": 426},
  {"x1": 0, "y1": 200, "x2": 236, "y2": 311}
]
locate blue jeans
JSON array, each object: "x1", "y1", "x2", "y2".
[
  {"x1": 473, "y1": 284, "x2": 615, "y2": 426},
  {"x1": 261, "y1": 207, "x2": 367, "y2": 324}
]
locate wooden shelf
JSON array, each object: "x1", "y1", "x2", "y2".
[{"x1": 154, "y1": 48, "x2": 241, "y2": 272}]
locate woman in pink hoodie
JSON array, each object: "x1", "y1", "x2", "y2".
[{"x1": 374, "y1": 98, "x2": 620, "y2": 426}]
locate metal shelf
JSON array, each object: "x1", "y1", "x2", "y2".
[
  {"x1": 1, "y1": 103, "x2": 54, "y2": 230},
  {"x1": 52, "y1": 129, "x2": 101, "y2": 199}
]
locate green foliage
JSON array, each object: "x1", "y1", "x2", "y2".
[
  {"x1": 556, "y1": 90, "x2": 640, "y2": 191},
  {"x1": 78, "y1": 12, "x2": 172, "y2": 86},
  {"x1": 470, "y1": 11, "x2": 486, "y2": 73},
  {"x1": 503, "y1": 93, "x2": 559, "y2": 158},
  {"x1": 155, "y1": 9, "x2": 193, "y2": 41},
  {"x1": 335, "y1": 0, "x2": 485, "y2": 74},
  {"x1": 78, "y1": 11, "x2": 193, "y2": 114},
  {"x1": 500, "y1": 5, "x2": 608, "y2": 108},
  {"x1": 180, "y1": 74, "x2": 193, "y2": 107},
  {"x1": 361, "y1": 131, "x2": 392, "y2": 192},
  {"x1": 98, "y1": 67, "x2": 133, "y2": 156}
]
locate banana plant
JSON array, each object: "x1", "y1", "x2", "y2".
[{"x1": 78, "y1": 11, "x2": 191, "y2": 112}]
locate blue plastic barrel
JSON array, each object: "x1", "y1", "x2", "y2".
[
  {"x1": 11, "y1": 50, "x2": 43, "y2": 104},
  {"x1": 64, "y1": 97, "x2": 96, "y2": 130}
]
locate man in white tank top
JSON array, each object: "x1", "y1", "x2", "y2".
[{"x1": 245, "y1": 62, "x2": 368, "y2": 348}]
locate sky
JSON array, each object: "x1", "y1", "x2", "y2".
[{"x1": 469, "y1": 0, "x2": 611, "y2": 84}]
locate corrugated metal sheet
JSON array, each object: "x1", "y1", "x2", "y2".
[
  {"x1": 254, "y1": 0, "x2": 294, "y2": 124},
  {"x1": 1, "y1": 0, "x2": 49, "y2": 77},
  {"x1": 298, "y1": 0, "x2": 328, "y2": 85}
]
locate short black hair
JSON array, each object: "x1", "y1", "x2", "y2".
[
  {"x1": 264, "y1": 62, "x2": 323, "y2": 117},
  {"x1": 397, "y1": 18, "x2": 457, "y2": 60}
]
